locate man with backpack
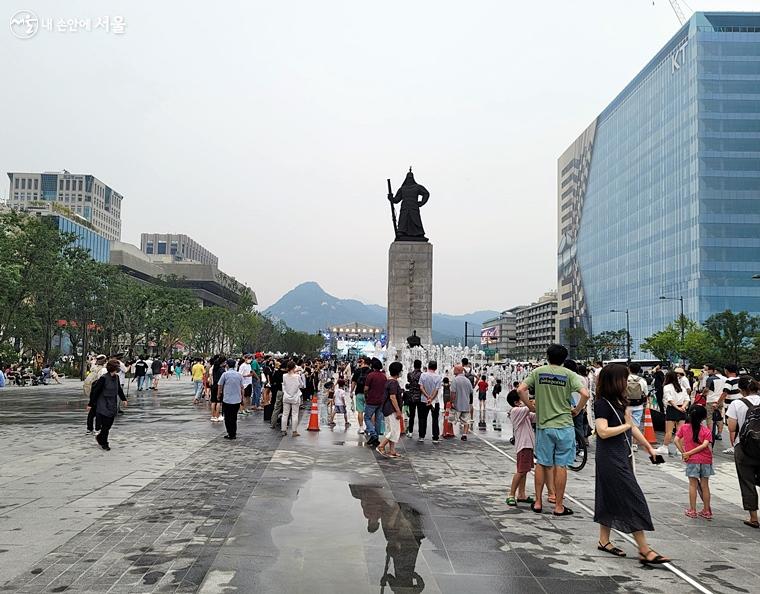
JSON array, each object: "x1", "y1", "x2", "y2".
[
  {"x1": 405, "y1": 360, "x2": 423, "y2": 438},
  {"x1": 726, "y1": 376, "x2": 760, "y2": 529},
  {"x1": 627, "y1": 363, "x2": 649, "y2": 452}
]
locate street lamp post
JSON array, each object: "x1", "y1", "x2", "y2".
[
  {"x1": 610, "y1": 309, "x2": 630, "y2": 363},
  {"x1": 659, "y1": 295, "x2": 685, "y2": 365}
]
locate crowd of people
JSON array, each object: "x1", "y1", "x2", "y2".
[{"x1": 51, "y1": 342, "x2": 760, "y2": 563}]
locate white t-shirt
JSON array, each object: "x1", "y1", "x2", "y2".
[
  {"x1": 282, "y1": 372, "x2": 304, "y2": 404},
  {"x1": 664, "y1": 383, "x2": 689, "y2": 408},
  {"x1": 706, "y1": 374, "x2": 726, "y2": 404},
  {"x1": 726, "y1": 395, "x2": 760, "y2": 444},
  {"x1": 679, "y1": 376, "x2": 692, "y2": 394},
  {"x1": 334, "y1": 387, "x2": 346, "y2": 407},
  {"x1": 239, "y1": 362, "x2": 253, "y2": 387}
]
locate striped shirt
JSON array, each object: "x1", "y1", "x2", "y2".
[{"x1": 723, "y1": 377, "x2": 741, "y2": 403}]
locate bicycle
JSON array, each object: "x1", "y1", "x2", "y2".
[{"x1": 568, "y1": 413, "x2": 589, "y2": 472}]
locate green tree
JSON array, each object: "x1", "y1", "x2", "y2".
[{"x1": 704, "y1": 310, "x2": 760, "y2": 366}]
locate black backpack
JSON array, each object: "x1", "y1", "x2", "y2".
[{"x1": 739, "y1": 398, "x2": 760, "y2": 459}]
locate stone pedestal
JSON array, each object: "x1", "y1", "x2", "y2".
[{"x1": 387, "y1": 241, "x2": 433, "y2": 348}]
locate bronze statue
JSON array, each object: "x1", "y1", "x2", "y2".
[{"x1": 387, "y1": 168, "x2": 430, "y2": 242}]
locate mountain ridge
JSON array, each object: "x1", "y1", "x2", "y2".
[{"x1": 263, "y1": 282, "x2": 499, "y2": 343}]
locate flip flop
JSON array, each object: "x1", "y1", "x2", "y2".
[
  {"x1": 530, "y1": 502, "x2": 543, "y2": 514},
  {"x1": 552, "y1": 507, "x2": 574, "y2": 517},
  {"x1": 744, "y1": 520, "x2": 760, "y2": 529},
  {"x1": 506, "y1": 496, "x2": 517, "y2": 506},
  {"x1": 375, "y1": 447, "x2": 388, "y2": 458},
  {"x1": 517, "y1": 496, "x2": 535, "y2": 504},
  {"x1": 547, "y1": 496, "x2": 557, "y2": 504}
]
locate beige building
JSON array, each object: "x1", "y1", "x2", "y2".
[
  {"x1": 515, "y1": 291, "x2": 558, "y2": 361},
  {"x1": 7, "y1": 171, "x2": 123, "y2": 241},
  {"x1": 140, "y1": 233, "x2": 218, "y2": 267},
  {"x1": 480, "y1": 308, "x2": 521, "y2": 361}
]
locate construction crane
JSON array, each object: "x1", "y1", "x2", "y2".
[
  {"x1": 668, "y1": 0, "x2": 687, "y2": 25},
  {"x1": 652, "y1": 0, "x2": 690, "y2": 25}
]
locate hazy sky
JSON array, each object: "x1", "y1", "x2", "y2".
[{"x1": 3, "y1": 0, "x2": 758, "y2": 313}]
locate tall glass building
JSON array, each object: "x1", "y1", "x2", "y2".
[{"x1": 558, "y1": 12, "x2": 760, "y2": 357}]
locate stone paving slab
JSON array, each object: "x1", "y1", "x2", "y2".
[{"x1": 2, "y1": 382, "x2": 760, "y2": 593}]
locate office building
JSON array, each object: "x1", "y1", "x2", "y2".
[
  {"x1": 9, "y1": 202, "x2": 111, "y2": 262},
  {"x1": 515, "y1": 292, "x2": 558, "y2": 361},
  {"x1": 110, "y1": 242, "x2": 255, "y2": 309},
  {"x1": 7, "y1": 171, "x2": 123, "y2": 241},
  {"x1": 481, "y1": 308, "x2": 520, "y2": 361},
  {"x1": 140, "y1": 233, "x2": 218, "y2": 267},
  {"x1": 558, "y1": 12, "x2": 760, "y2": 357}
]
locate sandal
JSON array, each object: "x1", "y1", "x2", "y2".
[
  {"x1": 506, "y1": 496, "x2": 517, "y2": 506},
  {"x1": 547, "y1": 495, "x2": 557, "y2": 504},
  {"x1": 530, "y1": 502, "x2": 543, "y2": 514},
  {"x1": 743, "y1": 520, "x2": 760, "y2": 529},
  {"x1": 598, "y1": 541, "x2": 626, "y2": 557},
  {"x1": 552, "y1": 507, "x2": 574, "y2": 517},
  {"x1": 517, "y1": 496, "x2": 535, "y2": 504},
  {"x1": 375, "y1": 447, "x2": 388, "y2": 457},
  {"x1": 639, "y1": 549, "x2": 670, "y2": 565},
  {"x1": 685, "y1": 509, "x2": 697, "y2": 519}
]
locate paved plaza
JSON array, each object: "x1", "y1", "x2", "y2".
[{"x1": 0, "y1": 379, "x2": 759, "y2": 594}]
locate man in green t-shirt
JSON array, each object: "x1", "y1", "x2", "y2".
[{"x1": 518, "y1": 344, "x2": 589, "y2": 517}]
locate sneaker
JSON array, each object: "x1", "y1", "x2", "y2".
[
  {"x1": 281, "y1": 431, "x2": 287, "y2": 437},
  {"x1": 86, "y1": 430, "x2": 93, "y2": 435},
  {"x1": 654, "y1": 445, "x2": 669, "y2": 456},
  {"x1": 417, "y1": 438, "x2": 424, "y2": 443},
  {"x1": 632, "y1": 444, "x2": 639, "y2": 452},
  {"x1": 406, "y1": 432, "x2": 413, "y2": 438},
  {"x1": 685, "y1": 508, "x2": 698, "y2": 519},
  {"x1": 292, "y1": 432, "x2": 300, "y2": 437},
  {"x1": 461, "y1": 435, "x2": 467, "y2": 441},
  {"x1": 723, "y1": 447, "x2": 735, "y2": 454},
  {"x1": 358, "y1": 429, "x2": 365, "y2": 435},
  {"x1": 432, "y1": 438, "x2": 440, "y2": 444},
  {"x1": 699, "y1": 509, "x2": 713, "y2": 520}
]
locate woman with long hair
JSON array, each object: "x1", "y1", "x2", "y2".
[
  {"x1": 657, "y1": 370, "x2": 690, "y2": 455},
  {"x1": 594, "y1": 363, "x2": 669, "y2": 565}
]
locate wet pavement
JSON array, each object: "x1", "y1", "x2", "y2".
[{"x1": 1, "y1": 379, "x2": 759, "y2": 593}]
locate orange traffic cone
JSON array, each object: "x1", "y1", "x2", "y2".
[
  {"x1": 442, "y1": 402, "x2": 455, "y2": 439},
  {"x1": 306, "y1": 395, "x2": 320, "y2": 431},
  {"x1": 643, "y1": 407, "x2": 657, "y2": 444}
]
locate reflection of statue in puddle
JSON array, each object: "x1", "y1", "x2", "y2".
[{"x1": 350, "y1": 485, "x2": 425, "y2": 593}]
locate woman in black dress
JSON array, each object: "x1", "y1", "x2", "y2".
[{"x1": 594, "y1": 363, "x2": 670, "y2": 565}]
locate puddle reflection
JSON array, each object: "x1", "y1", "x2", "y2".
[{"x1": 350, "y1": 484, "x2": 426, "y2": 593}]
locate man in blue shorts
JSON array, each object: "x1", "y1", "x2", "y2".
[{"x1": 518, "y1": 344, "x2": 589, "y2": 516}]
